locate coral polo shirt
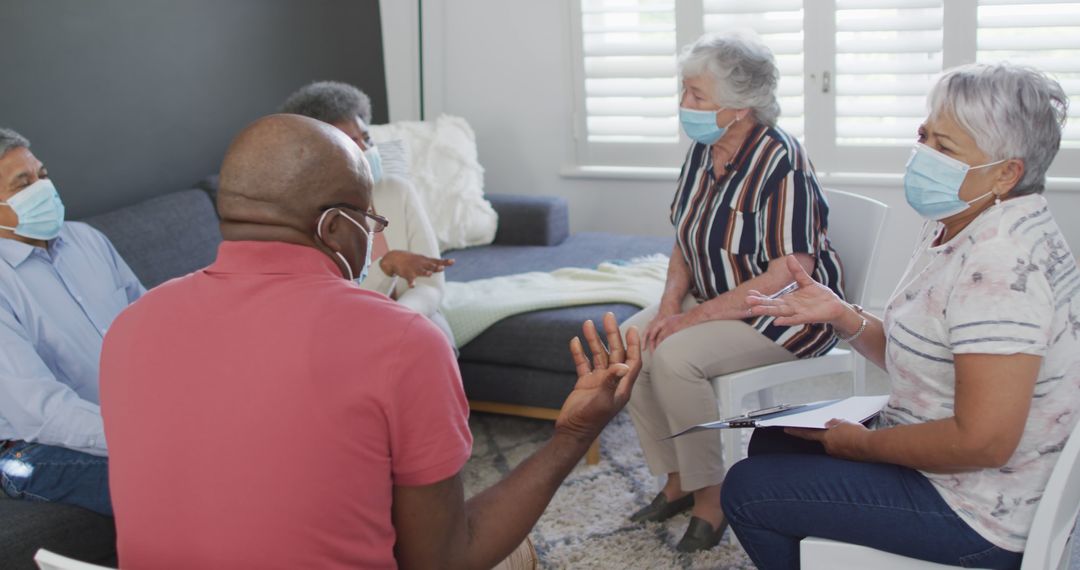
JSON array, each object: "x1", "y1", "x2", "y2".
[{"x1": 100, "y1": 240, "x2": 472, "y2": 569}]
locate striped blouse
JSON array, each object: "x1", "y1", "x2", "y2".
[{"x1": 670, "y1": 124, "x2": 845, "y2": 358}]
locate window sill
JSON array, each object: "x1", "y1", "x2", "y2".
[
  {"x1": 561, "y1": 165, "x2": 1080, "y2": 192},
  {"x1": 560, "y1": 165, "x2": 680, "y2": 181}
]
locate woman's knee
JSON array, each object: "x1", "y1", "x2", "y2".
[
  {"x1": 650, "y1": 342, "x2": 705, "y2": 382},
  {"x1": 720, "y1": 458, "x2": 758, "y2": 520},
  {"x1": 620, "y1": 305, "x2": 657, "y2": 336}
]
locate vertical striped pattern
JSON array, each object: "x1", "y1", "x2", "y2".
[{"x1": 670, "y1": 124, "x2": 844, "y2": 358}]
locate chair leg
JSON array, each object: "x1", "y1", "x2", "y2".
[
  {"x1": 852, "y1": 354, "x2": 867, "y2": 396},
  {"x1": 721, "y1": 382, "x2": 744, "y2": 471},
  {"x1": 586, "y1": 437, "x2": 600, "y2": 465}
]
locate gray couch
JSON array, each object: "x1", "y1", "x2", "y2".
[{"x1": 0, "y1": 184, "x2": 671, "y2": 568}]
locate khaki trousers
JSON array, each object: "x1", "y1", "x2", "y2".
[{"x1": 622, "y1": 296, "x2": 795, "y2": 492}]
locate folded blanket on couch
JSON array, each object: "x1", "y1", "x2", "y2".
[{"x1": 441, "y1": 255, "x2": 667, "y2": 347}]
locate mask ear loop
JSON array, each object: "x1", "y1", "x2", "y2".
[
  {"x1": 316, "y1": 208, "x2": 354, "y2": 281},
  {"x1": 0, "y1": 202, "x2": 18, "y2": 232},
  {"x1": 969, "y1": 158, "x2": 1009, "y2": 207}
]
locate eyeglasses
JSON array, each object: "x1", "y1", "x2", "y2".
[
  {"x1": 324, "y1": 205, "x2": 389, "y2": 233},
  {"x1": 354, "y1": 209, "x2": 388, "y2": 233}
]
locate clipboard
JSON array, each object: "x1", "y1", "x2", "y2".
[{"x1": 667, "y1": 395, "x2": 889, "y2": 438}]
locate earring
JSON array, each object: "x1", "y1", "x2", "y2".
[{"x1": 994, "y1": 193, "x2": 1002, "y2": 205}]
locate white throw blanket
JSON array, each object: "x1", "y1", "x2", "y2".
[{"x1": 442, "y1": 255, "x2": 668, "y2": 347}]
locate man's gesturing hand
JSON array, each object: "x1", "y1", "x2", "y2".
[{"x1": 556, "y1": 312, "x2": 642, "y2": 443}]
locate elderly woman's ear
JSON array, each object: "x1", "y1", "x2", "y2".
[{"x1": 995, "y1": 159, "x2": 1026, "y2": 197}]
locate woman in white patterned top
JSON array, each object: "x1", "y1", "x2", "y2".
[{"x1": 721, "y1": 63, "x2": 1078, "y2": 570}]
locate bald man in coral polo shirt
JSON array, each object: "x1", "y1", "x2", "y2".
[{"x1": 99, "y1": 114, "x2": 640, "y2": 569}]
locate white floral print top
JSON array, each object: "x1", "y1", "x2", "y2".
[{"x1": 880, "y1": 194, "x2": 1080, "y2": 552}]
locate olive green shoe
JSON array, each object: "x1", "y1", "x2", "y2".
[
  {"x1": 675, "y1": 516, "x2": 729, "y2": 553},
  {"x1": 629, "y1": 492, "x2": 694, "y2": 524}
]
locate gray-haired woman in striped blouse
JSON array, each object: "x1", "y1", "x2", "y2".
[{"x1": 621, "y1": 31, "x2": 845, "y2": 553}]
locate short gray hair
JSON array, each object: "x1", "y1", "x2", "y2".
[
  {"x1": 0, "y1": 127, "x2": 29, "y2": 159},
  {"x1": 280, "y1": 81, "x2": 373, "y2": 125},
  {"x1": 678, "y1": 31, "x2": 781, "y2": 127},
  {"x1": 928, "y1": 63, "x2": 1069, "y2": 196}
]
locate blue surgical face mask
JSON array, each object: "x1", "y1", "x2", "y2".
[
  {"x1": 679, "y1": 107, "x2": 736, "y2": 145},
  {"x1": 0, "y1": 178, "x2": 65, "y2": 240},
  {"x1": 316, "y1": 208, "x2": 373, "y2": 284},
  {"x1": 903, "y1": 143, "x2": 1005, "y2": 221},
  {"x1": 364, "y1": 146, "x2": 383, "y2": 185}
]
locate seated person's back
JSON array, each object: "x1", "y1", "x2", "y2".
[{"x1": 100, "y1": 116, "x2": 469, "y2": 568}]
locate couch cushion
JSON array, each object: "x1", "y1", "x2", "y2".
[
  {"x1": 486, "y1": 194, "x2": 569, "y2": 247},
  {"x1": 458, "y1": 303, "x2": 644, "y2": 375},
  {"x1": 446, "y1": 232, "x2": 673, "y2": 374},
  {"x1": 0, "y1": 496, "x2": 116, "y2": 570},
  {"x1": 83, "y1": 189, "x2": 222, "y2": 289},
  {"x1": 459, "y1": 361, "x2": 594, "y2": 410}
]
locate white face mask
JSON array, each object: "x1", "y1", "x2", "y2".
[
  {"x1": 0, "y1": 178, "x2": 66, "y2": 240},
  {"x1": 364, "y1": 146, "x2": 383, "y2": 184},
  {"x1": 903, "y1": 143, "x2": 1006, "y2": 220},
  {"x1": 315, "y1": 208, "x2": 372, "y2": 284}
]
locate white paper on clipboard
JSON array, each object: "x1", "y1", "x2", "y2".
[{"x1": 668, "y1": 395, "x2": 889, "y2": 438}]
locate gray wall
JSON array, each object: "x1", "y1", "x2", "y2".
[{"x1": 0, "y1": 0, "x2": 387, "y2": 219}]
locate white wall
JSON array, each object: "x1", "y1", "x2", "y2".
[
  {"x1": 426, "y1": 1, "x2": 675, "y2": 231},
  {"x1": 389, "y1": 0, "x2": 1080, "y2": 310}
]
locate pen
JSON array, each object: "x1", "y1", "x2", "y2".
[{"x1": 768, "y1": 281, "x2": 799, "y2": 300}]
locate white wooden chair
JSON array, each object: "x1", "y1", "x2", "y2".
[
  {"x1": 801, "y1": 415, "x2": 1080, "y2": 570},
  {"x1": 710, "y1": 188, "x2": 889, "y2": 470}
]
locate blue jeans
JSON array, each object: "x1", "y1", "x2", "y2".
[
  {"x1": 0, "y1": 441, "x2": 112, "y2": 516},
  {"x1": 721, "y1": 428, "x2": 1022, "y2": 570}
]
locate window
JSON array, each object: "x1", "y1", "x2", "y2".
[
  {"x1": 572, "y1": 0, "x2": 683, "y2": 167},
  {"x1": 702, "y1": 0, "x2": 806, "y2": 139},
  {"x1": 976, "y1": 0, "x2": 1080, "y2": 149},
  {"x1": 569, "y1": 0, "x2": 1080, "y2": 178},
  {"x1": 834, "y1": 1, "x2": 943, "y2": 146}
]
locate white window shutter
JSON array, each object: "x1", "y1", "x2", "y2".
[
  {"x1": 702, "y1": 0, "x2": 806, "y2": 139},
  {"x1": 977, "y1": 0, "x2": 1080, "y2": 149},
  {"x1": 834, "y1": 0, "x2": 944, "y2": 147},
  {"x1": 581, "y1": 0, "x2": 679, "y2": 143}
]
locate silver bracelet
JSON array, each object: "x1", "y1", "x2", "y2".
[{"x1": 836, "y1": 313, "x2": 868, "y2": 342}]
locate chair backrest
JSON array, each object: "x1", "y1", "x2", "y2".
[
  {"x1": 34, "y1": 549, "x2": 112, "y2": 570},
  {"x1": 822, "y1": 189, "x2": 889, "y2": 306},
  {"x1": 1021, "y1": 416, "x2": 1080, "y2": 570}
]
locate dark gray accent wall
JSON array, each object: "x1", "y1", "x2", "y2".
[{"x1": 0, "y1": 0, "x2": 387, "y2": 219}]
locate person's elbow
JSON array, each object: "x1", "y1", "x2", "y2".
[{"x1": 956, "y1": 429, "x2": 1021, "y2": 469}]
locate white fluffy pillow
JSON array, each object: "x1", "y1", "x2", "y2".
[
  {"x1": 374, "y1": 139, "x2": 411, "y2": 181},
  {"x1": 370, "y1": 115, "x2": 497, "y2": 252}
]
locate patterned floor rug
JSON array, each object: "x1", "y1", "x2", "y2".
[{"x1": 462, "y1": 411, "x2": 755, "y2": 569}]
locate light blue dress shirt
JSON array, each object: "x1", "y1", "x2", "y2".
[{"x1": 0, "y1": 222, "x2": 144, "y2": 456}]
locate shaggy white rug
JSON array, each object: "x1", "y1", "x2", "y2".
[{"x1": 462, "y1": 411, "x2": 755, "y2": 569}]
